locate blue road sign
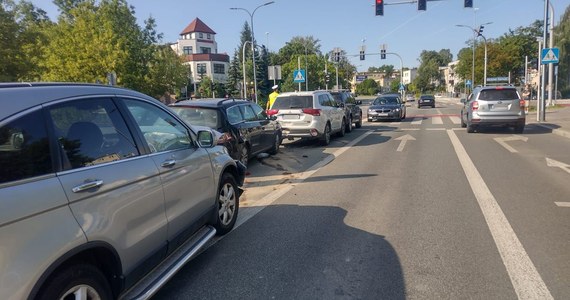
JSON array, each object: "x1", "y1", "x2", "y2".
[
  {"x1": 293, "y1": 69, "x2": 306, "y2": 83},
  {"x1": 398, "y1": 83, "x2": 405, "y2": 91},
  {"x1": 541, "y1": 48, "x2": 559, "y2": 64},
  {"x1": 466, "y1": 79, "x2": 472, "y2": 87}
]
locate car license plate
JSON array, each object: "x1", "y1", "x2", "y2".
[
  {"x1": 283, "y1": 114, "x2": 300, "y2": 120},
  {"x1": 378, "y1": 113, "x2": 389, "y2": 117}
]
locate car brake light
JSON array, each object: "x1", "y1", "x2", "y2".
[
  {"x1": 519, "y1": 99, "x2": 525, "y2": 108},
  {"x1": 471, "y1": 101, "x2": 479, "y2": 110},
  {"x1": 302, "y1": 108, "x2": 321, "y2": 116},
  {"x1": 266, "y1": 109, "x2": 279, "y2": 116}
]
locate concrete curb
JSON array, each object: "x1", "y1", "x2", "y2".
[{"x1": 534, "y1": 123, "x2": 570, "y2": 140}]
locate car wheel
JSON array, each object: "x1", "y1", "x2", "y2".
[
  {"x1": 37, "y1": 264, "x2": 112, "y2": 300},
  {"x1": 417, "y1": 105, "x2": 421, "y2": 109},
  {"x1": 239, "y1": 144, "x2": 249, "y2": 168},
  {"x1": 338, "y1": 119, "x2": 346, "y2": 137},
  {"x1": 268, "y1": 132, "x2": 281, "y2": 155},
  {"x1": 213, "y1": 173, "x2": 239, "y2": 235},
  {"x1": 514, "y1": 124, "x2": 525, "y2": 134},
  {"x1": 346, "y1": 116, "x2": 353, "y2": 133},
  {"x1": 467, "y1": 124, "x2": 476, "y2": 133},
  {"x1": 460, "y1": 112, "x2": 467, "y2": 128},
  {"x1": 432, "y1": 105, "x2": 435, "y2": 108},
  {"x1": 320, "y1": 123, "x2": 331, "y2": 145},
  {"x1": 355, "y1": 115, "x2": 362, "y2": 128}
]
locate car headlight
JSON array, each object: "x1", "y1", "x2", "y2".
[
  {"x1": 368, "y1": 109, "x2": 374, "y2": 113},
  {"x1": 394, "y1": 108, "x2": 400, "y2": 112}
]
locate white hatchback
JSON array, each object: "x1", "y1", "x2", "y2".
[{"x1": 268, "y1": 91, "x2": 346, "y2": 145}]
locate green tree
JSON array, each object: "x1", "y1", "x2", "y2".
[
  {"x1": 356, "y1": 78, "x2": 378, "y2": 95},
  {"x1": 555, "y1": 5, "x2": 570, "y2": 95},
  {"x1": 198, "y1": 76, "x2": 213, "y2": 98}
]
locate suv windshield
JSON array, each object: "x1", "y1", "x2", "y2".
[
  {"x1": 272, "y1": 96, "x2": 313, "y2": 109},
  {"x1": 478, "y1": 89, "x2": 519, "y2": 100}
]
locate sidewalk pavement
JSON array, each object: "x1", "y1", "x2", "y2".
[{"x1": 526, "y1": 99, "x2": 570, "y2": 140}]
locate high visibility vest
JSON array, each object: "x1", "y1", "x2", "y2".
[{"x1": 267, "y1": 91, "x2": 279, "y2": 109}]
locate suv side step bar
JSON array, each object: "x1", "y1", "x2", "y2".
[{"x1": 120, "y1": 226, "x2": 216, "y2": 300}]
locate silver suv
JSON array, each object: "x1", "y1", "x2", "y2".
[
  {"x1": 460, "y1": 86, "x2": 526, "y2": 133},
  {"x1": 0, "y1": 83, "x2": 245, "y2": 300},
  {"x1": 268, "y1": 91, "x2": 346, "y2": 145}
]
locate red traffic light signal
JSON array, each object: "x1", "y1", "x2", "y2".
[{"x1": 375, "y1": 0, "x2": 384, "y2": 16}]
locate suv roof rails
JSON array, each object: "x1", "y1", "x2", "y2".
[{"x1": 0, "y1": 82, "x2": 110, "y2": 89}]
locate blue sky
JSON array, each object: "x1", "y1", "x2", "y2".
[{"x1": 33, "y1": 0, "x2": 567, "y2": 71}]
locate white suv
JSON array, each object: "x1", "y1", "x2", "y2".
[{"x1": 268, "y1": 91, "x2": 346, "y2": 145}]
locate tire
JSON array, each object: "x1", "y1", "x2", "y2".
[
  {"x1": 346, "y1": 116, "x2": 353, "y2": 133},
  {"x1": 432, "y1": 105, "x2": 435, "y2": 108},
  {"x1": 320, "y1": 123, "x2": 331, "y2": 146},
  {"x1": 514, "y1": 124, "x2": 525, "y2": 134},
  {"x1": 355, "y1": 115, "x2": 362, "y2": 128},
  {"x1": 460, "y1": 111, "x2": 467, "y2": 128},
  {"x1": 37, "y1": 264, "x2": 112, "y2": 300},
  {"x1": 213, "y1": 173, "x2": 239, "y2": 235},
  {"x1": 417, "y1": 105, "x2": 421, "y2": 109},
  {"x1": 338, "y1": 119, "x2": 346, "y2": 137},
  {"x1": 239, "y1": 144, "x2": 249, "y2": 168},
  {"x1": 467, "y1": 124, "x2": 476, "y2": 133},
  {"x1": 268, "y1": 132, "x2": 281, "y2": 155}
]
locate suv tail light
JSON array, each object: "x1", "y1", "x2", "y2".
[
  {"x1": 302, "y1": 108, "x2": 321, "y2": 116},
  {"x1": 266, "y1": 109, "x2": 279, "y2": 116},
  {"x1": 519, "y1": 99, "x2": 525, "y2": 108},
  {"x1": 471, "y1": 101, "x2": 479, "y2": 111}
]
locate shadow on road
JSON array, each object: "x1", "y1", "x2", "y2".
[{"x1": 153, "y1": 204, "x2": 405, "y2": 300}]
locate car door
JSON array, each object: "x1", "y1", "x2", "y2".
[
  {"x1": 50, "y1": 97, "x2": 169, "y2": 274},
  {"x1": 239, "y1": 104, "x2": 264, "y2": 154},
  {"x1": 250, "y1": 103, "x2": 275, "y2": 150},
  {"x1": 326, "y1": 93, "x2": 344, "y2": 130},
  {"x1": 121, "y1": 98, "x2": 215, "y2": 252}
]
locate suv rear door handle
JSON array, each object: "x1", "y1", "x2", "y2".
[
  {"x1": 161, "y1": 159, "x2": 176, "y2": 167},
  {"x1": 72, "y1": 180, "x2": 103, "y2": 193}
]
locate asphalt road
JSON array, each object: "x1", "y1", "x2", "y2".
[{"x1": 153, "y1": 97, "x2": 570, "y2": 299}]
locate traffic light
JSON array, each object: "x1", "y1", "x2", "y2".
[
  {"x1": 325, "y1": 72, "x2": 330, "y2": 82},
  {"x1": 418, "y1": 0, "x2": 426, "y2": 11},
  {"x1": 334, "y1": 51, "x2": 340, "y2": 62},
  {"x1": 380, "y1": 49, "x2": 386, "y2": 60},
  {"x1": 477, "y1": 25, "x2": 484, "y2": 36},
  {"x1": 375, "y1": 0, "x2": 384, "y2": 16},
  {"x1": 464, "y1": 0, "x2": 473, "y2": 8},
  {"x1": 360, "y1": 50, "x2": 365, "y2": 61}
]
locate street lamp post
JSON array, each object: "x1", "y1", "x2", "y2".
[
  {"x1": 456, "y1": 22, "x2": 492, "y2": 87},
  {"x1": 231, "y1": 1, "x2": 275, "y2": 104}
]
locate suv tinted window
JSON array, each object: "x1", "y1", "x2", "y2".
[
  {"x1": 226, "y1": 106, "x2": 243, "y2": 124},
  {"x1": 171, "y1": 107, "x2": 221, "y2": 129},
  {"x1": 250, "y1": 103, "x2": 268, "y2": 120},
  {"x1": 0, "y1": 109, "x2": 53, "y2": 184},
  {"x1": 124, "y1": 99, "x2": 191, "y2": 153},
  {"x1": 272, "y1": 96, "x2": 313, "y2": 109},
  {"x1": 240, "y1": 105, "x2": 257, "y2": 122},
  {"x1": 50, "y1": 98, "x2": 138, "y2": 169},
  {"x1": 479, "y1": 89, "x2": 519, "y2": 100}
]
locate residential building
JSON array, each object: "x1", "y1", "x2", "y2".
[
  {"x1": 439, "y1": 60, "x2": 461, "y2": 96},
  {"x1": 170, "y1": 18, "x2": 230, "y2": 84},
  {"x1": 351, "y1": 70, "x2": 401, "y2": 93},
  {"x1": 402, "y1": 68, "x2": 417, "y2": 85}
]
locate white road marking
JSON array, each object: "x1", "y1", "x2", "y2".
[
  {"x1": 449, "y1": 116, "x2": 462, "y2": 124},
  {"x1": 411, "y1": 118, "x2": 423, "y2": 125},
  {"x1": 390, "y1": 122, "x2": 401, "y2": 125},
  {"x1": 432, "y1": 117, "x2": 443, "y2": 124},
  {"x1": 401, "y1": 128, "x2": 421, "y2": 131},
  {"x1": 395, "y1": 134, "x2": 416, "y2": 152},
  {"x1": 447, "y1": 129, "x2": 553, "y2": 300},
  {"x1": 494, "y1": 135, "x2": 528, "y2": 153},
  {"x1": 426, "y1": 128, "x2": 446, "y2": 131},
  {"x1": 555, "y1": 202, "x2": 570, "y2": 207},
  {"x1": 546, "y1": 157, "x2": 570, "y2": 174},
  {"x1": 235, "y1": 130, "x2": 375, "y2": 228}
]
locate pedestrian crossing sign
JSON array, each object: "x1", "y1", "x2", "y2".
[
  {"x1": 541, "y1": 48, "x2": 559, "y2": 64},
  {"x1": 293, "y1": 69, "x2": 306, "y2": 83}
]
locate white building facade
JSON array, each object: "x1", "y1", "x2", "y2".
[
  {"x1": 402, "y1": 68, "x2": 417, "y2": 85},
  {"x1": 170, "y1": 18, "x2": 230, "y2": 84}
]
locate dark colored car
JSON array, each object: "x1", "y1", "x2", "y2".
[
  {"x1": 171, "y1": 99, "x2": 282, "y2": 167},
  {"x1": 367, "y1": 93, "x2": 406, "y2": 122},
  {"x1": 418, "y1": 95, "x2": 436, "y2": 108},
  {"x1": 329, "y1": 90, "x2": 363, "y2": 131}
]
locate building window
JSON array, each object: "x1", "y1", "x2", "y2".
[
  {"x1": 183, "y1": 46, "x2": 192, "y2": 55},
  {"x1": 207, "y1": 34, "x2": 211, "y2": 39},
  {"x1": 197, "y1": 63, "x2": 207, "y2": 79},
  {"x1": 200, "y1": 47, "x2": 211, "y2": 54},
  {"x1": 214, "y1": 64, "x2": 225, "y2": 74},
  {"x1": 199, "y1": 33, "x2": 203, "y2": 38}
]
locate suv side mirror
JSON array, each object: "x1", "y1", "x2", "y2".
[{"x1": 197, "y1": 130, "x2": 214, "y2": 148}]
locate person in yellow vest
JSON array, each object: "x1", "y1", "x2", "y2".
[{"x1": 266, "y1": 85, "x2": 279, "y2": 110}]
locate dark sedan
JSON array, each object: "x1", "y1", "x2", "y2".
[
  {"x1": 170, "y1": 98, "x2": 282, "y2": 167},
  {"x1": 418, "y1": 95, "x2": 436, "y2": 108},
  {"x1": 367, "y1": 94, "x2": 406, "y2": 122}
]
